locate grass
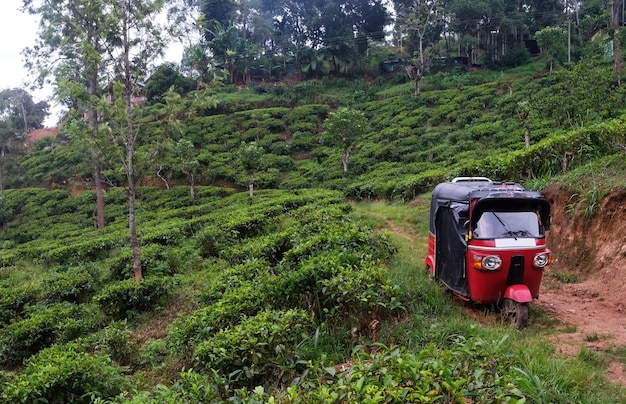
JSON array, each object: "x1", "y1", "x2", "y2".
[
  {"x1": 548, "y1": 270, "x2": 579, "y2": 284},
  {"x1": 557, "y1": 154, "x2": 626, "y2": 192}
]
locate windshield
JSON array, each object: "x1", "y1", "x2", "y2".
[{"x1": 473, "y1": 211, "x2": 543, "y2": 239}]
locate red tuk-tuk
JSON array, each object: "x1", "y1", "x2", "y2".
[{"x1": 425, "y1": 177, "x2": 552, "y2": 328}]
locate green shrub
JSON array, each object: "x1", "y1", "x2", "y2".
[
  {"x1": 0, "y1": 284, "x2": 42, "y2": 326},
  {"x1": 43, "y1": 234, "x2": 124, "y2": 265},
  {"x1": 94, "y1": 276, "x2": 178, "y2": 319},
  {"x1": 168, "y1": 283, "x2": 270, "y2": 353},
  {"x1": 122, "y1": 369, "x2": 225, "y2": 403},
  {"x1": 41, "y1": 268, "x2": 95, "y2": 303},
  {"x1": 192, "y1": 309, "x2": 313, "y2": 384},
  {"x1": 138, "y1": 339, "x2": 169, "y2": 367},
  {"x1": 0, "y1": 302, "x2": 103, "y2": 366},
  {"x1": 196, "y1": 259, "x2": 272, "y2": 304},
  {"x1": 219, "y1": 230, "x2": 293, "y2": 265},
  {"x1": 319, "y1": 263, "x2": 402, "y2": 319},
  {"x1": 107, "y1": 243, "x2": 198, "y2": 280},
  {"x1": 92, "y1": 320, "x2": 138, "y2": 366},
  {"x1": 1, "y1": 341, "x2": 126, "y2": 403}
]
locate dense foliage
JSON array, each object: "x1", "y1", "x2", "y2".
[
  {"x1": 11, "y1": 59, "x2": 626, "y2": 204},
  {"x1": 0, "y1": 183, "x2": 622, "y2": 402},
  {"x1": 5, "y1": 3, "x2": 626, "y2": 397},
  {"x1": 0, "y1": 187, "x2": 404, "y2": 401}
]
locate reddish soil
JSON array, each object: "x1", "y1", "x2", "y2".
[{"x1": 537, "y1": 184, "x2": 626, "y2": 385}]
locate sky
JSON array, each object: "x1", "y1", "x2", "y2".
[
  {"x1": 0, "y1": 3, "x2": 42, "y2": 93},
  {"x1": 0, "y1": 1, "x2": 185, "y2": 127}
]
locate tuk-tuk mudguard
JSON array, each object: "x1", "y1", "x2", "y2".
[{"x1": 504, "y1": 284, "x2": 533, "y2": 303}]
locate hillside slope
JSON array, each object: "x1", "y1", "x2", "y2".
[{"x1": 540, "y1": 184, "x2": 626, "y2": 361}]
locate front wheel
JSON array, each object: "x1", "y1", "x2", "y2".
[{"x1": 502, "y1": 299, "x2": 529, "y2": 329}]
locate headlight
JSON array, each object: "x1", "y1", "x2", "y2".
[
  {"x1": 533, "y1": 253, "x2": 552, "y2": 268},
  {"x1": 482, "y1": 255, "x2": 503, "y2": 270},
  {"x1": 472, "y1": 255, "x2": 502, "y2": 271}
]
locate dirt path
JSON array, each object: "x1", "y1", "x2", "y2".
[{"x1": 536, "y1": 272, "x2": 626, "y2": 385}]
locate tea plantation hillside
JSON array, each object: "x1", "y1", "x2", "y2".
[
  {"x1": 0, "y1": 186, "x2": 400, "y2": 400},
  {"x1": 15, "y1": 60, "x2": 626, "y2": 201},
  {"x1": 1, "y1": 185, "x2": 624, "y2": 402},
  {"x1": 2, "y1": 61, "x2": 626, "y2": 402}
]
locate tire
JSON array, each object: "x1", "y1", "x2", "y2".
[{"x1": 502, "y1": 299, "x2": 529, "y2": 329}]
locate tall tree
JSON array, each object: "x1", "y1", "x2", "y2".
[
  {"x1": 26, "y1": 0, "x2": 169, "y2": 281},
  {"x1": 22, "y1": 0, "x2": 120, "y2": 230},
  {"x1": 202, "y1": 0, "x2": 238, "y2": 41},
  {"x1": 0, "y1": 88, "x2": 48, "y2": 134},
  {"x1": 323, "y1": 107, "x2": 369, "y2": 172},
  {"x1": 115, "y1": 0, "x2": 168, "y2": 282},
  {"x1": 396, "y1": 0, "x2": 442, "y2": 94},
  {"x1": 522, "y1": 0, "x2": 564, "y2": 34},
  {"x1": 0, "y1": 88, "x2": 48, "y2": 194},
  {"x1": 612, "y1": 0, "x2": 622, "y2": 86},
  {"x1": 154, "y1": 86, "x2": 218, "y2": 198},
  {"x1": 535, "y1": 27, "x2": 568, "y2": 72},
  {"x1": 238, "y1": 141, "x2": 265, "y2": 197}
]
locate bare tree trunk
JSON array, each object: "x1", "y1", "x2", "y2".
[
  {"x1": 342, "y1": 136, "x2": 351, "y2": 172},
  {"x1": 614, "y1": 0, "x2": 622, "y2": 86},
  {"x1": 156, "y1": 166, "x2": 170, "y2": 189},
  {"x1": 82, "y1": 15, "x2": 107, "y2": 230},
  {"x1": 122, "y1": 0, "x2": 142, "y2": 282},
  {"x1": 87, "y1": 94, "x2": 105, "y2": 228},
  {"x1": 19, "y1": 98, "x2": 28, "y2": 134},
  {"x1": 0, "y1": 147, "x2": 4, "y2": 195},
  {"x1": 190, "y1": 174, "x2": 195, "y2": 200},
  {"x1": 524, "y1": 125, "x2": 531, "y2": 148},
  {"x1": 562, "y1": 151, "x2": 573, "y2": 173},
  {"x1": 405, "y1": 63, "x2": 423, "y2": 95},
  {"x1": 515, "y1": 110, "x2": 531, "y2": 147},
  {"x1": 248, "y1": 173, "x2": 254, "y2": 197},
  {"x1": 93, "y1": 157, "x2": 105, "y2": 228},
  {"x1": 185, "y1": 171, "x2": 195, "y2": 200}
]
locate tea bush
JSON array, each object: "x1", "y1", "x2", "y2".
[
  {"x1": 0, "y1": 283, "x2": 42, "y2": 325},
  {"x1": 196, "y1": 259, "x2": 272, "y2": 305},
  {"x1": 121, "y1": 369, "x2": 226, "y2": 403},
  {"x1": 0, "y1": 302, "x2": 104, "y2": 366},
  {"x1": 92, "y1": 320, "x2": 139, "y2": 366},
  {"x1": 219, "y1": 229, "x2": 294, "y2": 265},
  {"x1": 41, "y1": 267, "x2": 95, "y2": 303},
  {"x1": 168, "y1": 283, "x2": 271, "y2": 353},
  {"x1": 1, "y1": 341, "x2": 126, "y2": 403},
  {"x1": 94, "y1": 276, "x2": 178, "y2": 319},
  {"x1": 42, "y1": 234, "x2": 125, "y2": 265},
  {"x1": 192, "y1": 309, "x2": 313, "y2": 386}
]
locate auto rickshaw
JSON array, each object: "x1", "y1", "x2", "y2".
[{"x1": 425, "y1": 177, "x2": 552, "y2": 328}]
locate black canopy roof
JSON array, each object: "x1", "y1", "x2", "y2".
[{"x1": 429, "y1": 179, "x2": 551, "y2": 234}]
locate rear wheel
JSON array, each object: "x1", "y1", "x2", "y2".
[{"x1": 502, "y1": 299, "x2": 529, "y2": 329}]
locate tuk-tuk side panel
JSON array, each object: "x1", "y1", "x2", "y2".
[{"x1": 434, "y1": 206, "x2": 469, "y2": 298}]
